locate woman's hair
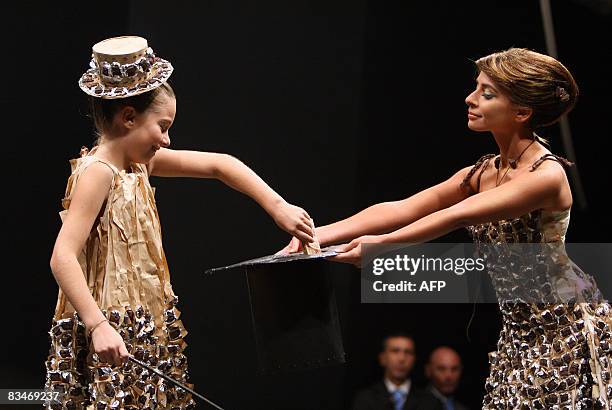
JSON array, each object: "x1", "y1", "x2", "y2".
[
  {"x1": 89, "y1": 82, "x2": 175, "y2": 144},
  {"x1": 474, "y1": 48, "x2": 579, "y2": 130}
]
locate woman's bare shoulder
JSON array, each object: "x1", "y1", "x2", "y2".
[{"x1": 458, "y1": 153, "x2": 497, "y2": 194}]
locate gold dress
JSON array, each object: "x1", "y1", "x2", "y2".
[
  {"x1": 462, "y1": 153, "x2": 611, "y2": 410},
  {"x1": 44, "y1": 146, "x2": 195, "y2": 409}
]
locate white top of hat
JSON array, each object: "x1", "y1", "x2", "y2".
[{"x1": 92, "y1": 36, "x2": 148, "y2": 56}]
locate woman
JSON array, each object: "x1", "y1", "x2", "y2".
[
  {"x1": 46, "y1": 36, "x2": 314, "y2": 409},
  {"x1": 285, "y1": 48, "x2": 610, "y2": 408}
]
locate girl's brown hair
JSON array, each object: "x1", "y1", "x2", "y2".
[
  {"x1": 89, "y1": 82, "x2": 175, "y2": 144},
  {"x1": 474, "y1": 48, "x2": 579, "y2": 130}
]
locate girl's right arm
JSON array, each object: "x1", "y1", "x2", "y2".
[{"x1": 49, "y1": 162, "x2": 128, "y2": 366}]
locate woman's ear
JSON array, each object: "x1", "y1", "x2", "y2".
[{"x1": 514, "y1": 106, "x2": 533, "y2": 125}]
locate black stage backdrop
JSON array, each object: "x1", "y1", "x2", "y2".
[{"x1": 2, "y1": 1, "x2": 611, "y2": 409}]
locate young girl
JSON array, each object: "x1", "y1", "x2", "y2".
[
  {"x1": 285, "y1": 48, "x2": 612, "y2": 408},
  {"x1": 45, "y1": 36, "x2": 314, "y2": 409}
]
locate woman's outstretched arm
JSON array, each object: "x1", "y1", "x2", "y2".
[
  {"x1": 316, "y1": 166, "x2": 473, "y2": 246},
  {"x1": 146, "y1": 148, "x2": 314, "y2": 243},
  {"x1": 277, "y1": 165, "x2": 474, "y2": 254},
  {"x1": 333, "y1": 165, "x2": 566, "y2": 265}
]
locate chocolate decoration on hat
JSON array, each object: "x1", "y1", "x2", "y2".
[{"x1": 78, "y1": 36, "x2": 173, "y2": 99}]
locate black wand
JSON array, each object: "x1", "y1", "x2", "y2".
[{"x1": 128, "y1": 356, "x2": 225, "y2": 410}]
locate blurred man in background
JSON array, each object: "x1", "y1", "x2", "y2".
[
  {"x1": 420, "y1": 346, "x2": 469, "y2": 410},
  {"x1": 352, "y1": 332, "x2": 424, "y2": 410}
]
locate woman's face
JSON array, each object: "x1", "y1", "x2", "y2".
[
  {"x1": 465, "y1": 72, "x2": 526, "y2": 133},
  {"x1": 125, "y1": 93, "x2": 176, "y2": 163}
]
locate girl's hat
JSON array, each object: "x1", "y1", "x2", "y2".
[{"x1": 78, "y1": 36, "x2": 173, "y2": 99}]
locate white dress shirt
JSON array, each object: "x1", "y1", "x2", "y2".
[{"x1": 384, "y1": 378, "x2": 411, "y2": 396}]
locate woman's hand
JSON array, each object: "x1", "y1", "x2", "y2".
[
  {"x1": 276, "y1": 224, "x2": 325, "y2": 255},
  {"x1": 276, "y1": 236, "x2": 302, "y2": 255},
  {"x1": 91, "y1": 321, "x2": 130, "y2": 367},
  {"x1": 271, "y1": 202, "x2": 315, "y2": 244},
  {"x1": 331, "y1": 235, "x2": 384, "y2": 267}
]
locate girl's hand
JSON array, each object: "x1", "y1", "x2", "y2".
[
  {"x1": 272, "y1": 202, "x2": 314, "y2": 244},
  {"x1": 331, "y1": 235, "x2": 383, "y2": 267},
  {"x1": 91, "y1": 321, "x2": 130, "y2": 367}
]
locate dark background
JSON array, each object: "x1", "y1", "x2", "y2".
[{"x1": 2, "y1": 1, "x2": 611, "y2": 409}]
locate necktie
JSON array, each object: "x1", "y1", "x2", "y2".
[
  {"x1": 446, "y1": 397, "x2": 455, "y2": 410},
  {"x1": 392, "y1": 389, "x2": 406, "y2": 410}
]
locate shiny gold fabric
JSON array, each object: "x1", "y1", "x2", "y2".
[
  {"x1": 45, "y1": 146, "x2": 195, "y2": 409},
  {"x1": 463, "y1": 154, "x2": 612, "y2": 409}
]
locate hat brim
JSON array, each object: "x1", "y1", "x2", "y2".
[{"x1": 78, "y1": 58, "x2": 173, "y2": 99}]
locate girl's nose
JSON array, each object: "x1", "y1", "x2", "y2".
[{"x1": 162, "y1": 134, "x2": 171, "y2": 148}]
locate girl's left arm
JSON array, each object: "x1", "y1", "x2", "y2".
[
  {"x1": 334, "y1": 167, "x2": 565, "y2": 265},
  {"x1": 147, "y1": 148, "x2": 314, "y2": 242}
]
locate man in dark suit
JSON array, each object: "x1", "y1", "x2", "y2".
[
  {"x1": 352, "y1": 332, "x2": 424, "y2": 410},
  {"x1": 419, "y1": 346, "x2": 469, "y2": 410}
]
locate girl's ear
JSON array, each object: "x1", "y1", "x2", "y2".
[{"x1": 120, "y1": 106, "x2": 137, "y2": 129}]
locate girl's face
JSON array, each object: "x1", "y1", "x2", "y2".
[
  {"x1": 464, "y1": 72, "x2": 530, "y2": 134},
  {"x1": 124, "y1": 93, "x2": 176, "y2": 163}
]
